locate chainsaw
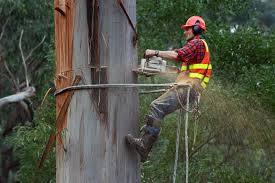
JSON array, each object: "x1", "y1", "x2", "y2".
[{"x1": 133, "y1": 56, "x2": 179, "y2": 76}]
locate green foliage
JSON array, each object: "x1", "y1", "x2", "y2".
[
  {"x1": 137, "y1": 0, "x2": 251, "y2": 55},
  {"x1": 0, "y1": 0, "x2": 53, "y2": 99},
  {"x1": 0, "y1": 1, "x2": 54, "y2": 181},
  {"x1": 209, "y1": 27, "x2": 275, "y2": 110},
  {"x1": 137, "y1": 0, "x2": 275, "y2": 111},
  {"x1": 140, "y1": 82, "x2": 275, "y2": 182},
  {"x1": 138, "y1": 0, "x2": 275, "y2": 182},
  {"x1": 6, "y1": 95, "x2": 56, "y2": 183}
]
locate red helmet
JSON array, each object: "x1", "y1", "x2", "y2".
[{"x1": 181, "y1": 16, "x2": 206, "y2": 31}]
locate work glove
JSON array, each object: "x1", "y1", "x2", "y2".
[{"x1": 144, "y1": 49, "x2": 158, "y2": 58}]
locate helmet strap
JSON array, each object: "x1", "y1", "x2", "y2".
[{"x1": 186, "y1": 35, "x2": 195, "y2": 42}]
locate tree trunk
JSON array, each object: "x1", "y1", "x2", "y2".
[{"x1": 54, "y1": 0, "x2": 139, "y2": 182}]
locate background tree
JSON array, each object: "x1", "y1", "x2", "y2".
[
  {"x1": 137, "y1": 0, "x2": 275, "y2": 182},
  {"x1": 0, "y1": 1, "x2": 54, "y2": 182}
]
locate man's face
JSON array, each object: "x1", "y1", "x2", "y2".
[{"x1": 184, "y1": 27, "x2": 195, "y2": 41}]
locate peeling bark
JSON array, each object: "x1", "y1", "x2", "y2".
[{"x1": 54, "y1": 0, "x2": 66, "y2": 15}]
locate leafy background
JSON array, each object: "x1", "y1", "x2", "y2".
[{"x1": 0, "y1": 0, "x2": 274, "y2": 182}]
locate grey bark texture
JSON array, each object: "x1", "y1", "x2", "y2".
[{"x1": 56, "y1": 0, "x2": 140, "y2": 182}]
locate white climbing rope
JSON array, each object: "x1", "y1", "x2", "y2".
[
  {"x1": 173, "y1": 86, "x2": 191, "y2": 183},
  {"x1": 185, "y1": 87, "x2": 190, "y2": 183},
  {"x1": 173, "y1": 109, "x2": 183, "y2": 183}
]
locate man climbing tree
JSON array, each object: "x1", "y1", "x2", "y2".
[{"x1": 126, "y1": 16, "x2": 212, "y2": 162}]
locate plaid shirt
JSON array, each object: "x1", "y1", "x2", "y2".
[{"x1": 176, "y1": 36, "x2": 205, "y2": 63}]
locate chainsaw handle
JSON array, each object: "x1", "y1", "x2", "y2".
[
  {"x1": 144, "y1": 49, "x2": 159, "y2": 59},
  {"x1": 143, "y1": 52, "x2": 150, "y2": 60}
]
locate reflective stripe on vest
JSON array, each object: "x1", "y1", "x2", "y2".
[
  {"x1": 180, "y1": 39, "x2": 211, "y2": 88},
  {"x1": 181, "y1": 64, "x2": 212, "y2": 71},
  {"x1": 190, "y1": 64, "x2": 212, "y2": 70},
  {"x1": 181, "y1": 65, "x2": 187, "y2": 71},
  {"x1": 189, "y1": 73, "x2": 204, "y2": 79},
  {"x1": 203, "y1": 77, "x2": 209, "y2": 83},
  {"x1": 201, "y1": 82, "x2": 207, "y2": 89},
  {"x1": 200, "y1": 77, "x2": 210, "y2": 89},
  {"x1": 189, "y1": 73, "x2": 210, "y2": 82}
]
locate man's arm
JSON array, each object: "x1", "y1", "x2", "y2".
[
  {"x1": 145, "y1": 49, "x2": 178, "y2": 61},
  {"x1": 145, "y1": 39, "x2": 204, "y2": 63}
]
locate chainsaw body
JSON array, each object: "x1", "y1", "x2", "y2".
[{"x1": 133, "y1": 56, "x2": 178, "y2": 76}]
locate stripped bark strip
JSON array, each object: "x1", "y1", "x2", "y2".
[
  {"x1": 56, "y1": 75, "x2": 81, "y2": 140},
  {"x1": 117, "y1": 0, "x2": 136, "y2": 33},
  {"x1": 38, "y1": 133, "x2": 55, "y2": 169},
  {"x1": 38, "y1": 75, "x2": 81, "y2": 169},
  {"x1": 40, "y1": 88, "x2": 54, "y2": 107},
  {"x1": 117, "y1": 0, "x2": 138, "y2": 45},
  {"x1": 54, "y1": 0, "x2": 75, "y2": 139},
  {"x1": 54, "y1": 0, "x2": 66, "y2": 15}
]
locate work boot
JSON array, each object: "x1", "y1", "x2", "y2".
[{"x1": 125, "y1": 125, "x2": 160, "y2": 162}]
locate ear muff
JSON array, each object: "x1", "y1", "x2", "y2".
[{"x1": 192, "y1": 20, "x2": 202, "y2": 35}]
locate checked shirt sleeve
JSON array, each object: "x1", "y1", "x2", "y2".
[{"x1": 175, "y1": 39, "x2": 205, "y2": 63}]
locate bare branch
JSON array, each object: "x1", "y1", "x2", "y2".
[
  {"x1": 19, "y1": 30, "x2": 28, "y2": 87},
  {"x1": 40, "y1": 87, "x2": 53, "y2": 106},
  {"x1": 0, "y1": 87, "x2": 35, "y2": 108},
  {"x1": 0, "y1": 73, "x2": 14, "y2": 86},
  {"x1": 0, "y1": 17, "x2": 9, "y2": 41},
  {"x1": 0, "y1": 5, "x2": 16, "y2": 42},
  {"x1": 189, "y1": 133, "x2": 217, "y2": 159},
  {"x1": 218, "y1": 146, "x2": 243, "y2": 166},
  {"x1": 3, "y1": 59, "x2": 19, "y2": 91},
  {"x1": 25, "y1": 35, "x2": 46, "y2": 62},
  {"x1": 19, "y1": 30, "x2": 46, "y2": 88}
]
